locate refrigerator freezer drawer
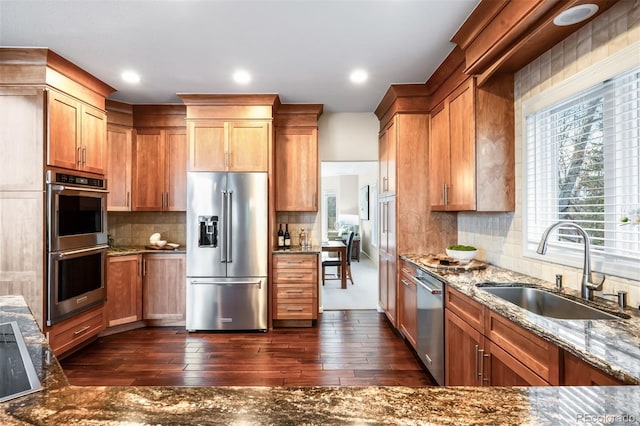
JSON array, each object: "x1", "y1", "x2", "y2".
[{"x1": 186, "y1": 278, "x2": 268, "y2": 331}]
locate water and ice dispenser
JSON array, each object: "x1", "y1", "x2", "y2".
[{"x1": 198, "y1": 215, "x2": 218, "y2": 247}]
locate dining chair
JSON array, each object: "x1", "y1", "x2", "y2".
[{"x1": 322, "y1": 231, "x2": 355, "y2": 286}]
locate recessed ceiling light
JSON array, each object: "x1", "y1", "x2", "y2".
[
  {"x1": 233, "y1": 70, "x2": 251, "y2": 85},
  {"x1": 121, "y1": 70, "x2": 141, "y2": 84},
  {"x1": 350, "y1": 69, "x2": 368, "y2": 84},
  {"x1": 553, "y1": 4, "x2": 598, "y2": 26}
]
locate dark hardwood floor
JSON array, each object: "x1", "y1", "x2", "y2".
[{"x1": 60, "y1": 310, "x2": 436, "y2": 387}]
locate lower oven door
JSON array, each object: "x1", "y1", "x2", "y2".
[{"x1": 47, "y1": 245, "x2": 107, "y2": 326}]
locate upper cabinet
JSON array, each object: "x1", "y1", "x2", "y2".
[
  {"x1": 378, "y1": 119, "x2": 396, "y2": 197},
  {"x1": 429, "y1": 75, "x2": 514, "y2": 212},
  {"x1": 106, "y1": 100, "x2": 134, "y2": 211},
  {"x1": 188, "y1": 120, "x2": 270, "y2": 172},
  {"x1": 274, "y1": 104, "x2": 323, "y2": 212},
  {"x1": 179, "y1": 94, "x2": 279, "y2": 173}
]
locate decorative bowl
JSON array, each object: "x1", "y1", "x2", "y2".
[
  {"x1": 149, "y1": 233, "x2": 161, "y2": 245},
  {"x1": 445, "y1": 247, "x2": 478, "y2": 264},
  {"x1": 155, "y1": 240, "x2": 167, "y2": 247}
]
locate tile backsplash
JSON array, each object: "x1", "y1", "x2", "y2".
[
  {"x1": 108, "y1": 212, "x2": 186, "y2": 247},
  {"x1": 275, "y1": 211, "x2": 321, "y2": 248}
]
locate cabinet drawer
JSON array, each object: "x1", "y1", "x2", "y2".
[
  {"x1": 445, "y1": 286, "x2": 484, "y2": 333},
  {"x1": 275, "y1": 300, "x2": 315, "y2": 319},
  {"x1": 48, "y1": 305, "x2": 105, "y2": 357},
  {"x1": 399, "y1": 260, "x2": 417, "y2": 278},
  {"x1": 484, "y1": 310, "x2": 560, "y2": 385},
  {"x1": 274, "y1": 283, "x2": 315, "y2": 299},
  {"x1": 273, "y1": 268, "x2": 317, "y2": 284},
  {"x1": 274, "y1": 254, "x2": 318, "y2": 269}
]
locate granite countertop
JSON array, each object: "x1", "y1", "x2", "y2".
[
  {"x1": 3, "y1": 295, "x2": 640, "y2": 425},
  {"x1": 402, "y1": 254, "x2": 640, "y2": 385},
  {"x1": 273, "y1": 246, "x2": 321, "y2": 254},
  {"x1": 107, "y1": 246, "x2": 186, "y2": 256}
]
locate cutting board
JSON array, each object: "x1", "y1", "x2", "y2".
[{"x1": 421, "y1": 254, "x2": 486, "y2": 271}]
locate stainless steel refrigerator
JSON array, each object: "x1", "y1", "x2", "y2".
[{"x1": 186, "y1": 172, "x2": 268, "y2": 331}]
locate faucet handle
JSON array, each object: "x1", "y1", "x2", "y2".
[{"x1": 588, "y1": 272, "x2": 606, "y2": 289}]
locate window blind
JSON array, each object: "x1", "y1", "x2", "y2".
[{"x1": 525, "y1": 66, "x2": 640, "y2": 268}]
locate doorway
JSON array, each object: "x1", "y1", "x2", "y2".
[{"x1": 320, "y1": 161, "x2": 378, "y2": 310}]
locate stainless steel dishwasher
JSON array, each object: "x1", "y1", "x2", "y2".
[{"x1": 416, "y1": 268, "x2": 445, "y2": 385}]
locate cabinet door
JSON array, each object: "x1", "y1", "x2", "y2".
[
  {"x1": 483, "y1": 339, "x2": 549, "y2": 386},
  {"x1": 133, "y1": 130, "x2": 164, "y2": 211},
  {"x1": 228, "y1": 121, "x2": 269, "y2": 172},
  {"x1": 106, "y1": 125, "x2": 133, "y2": 211},
  {"x1": 445, "y1": 308, "x2": 483, "y2": 386},
  {"x1": 106, "y1": 255, "x2": 142, "y2": 327},
  {"x1": 379, "y1": 120, "x2": 396, "y2": 196},
  {"x1": 448, "y1": 80, "x2": 476, "y2": 210},
  {"x1": 275, "y1": 127, "x2": 318, "y2": 211},
  {"x1": 562, "y1": 351, "x2": 624, "y2": 385},
  {"x1": 81, "y1": 104, "x2": 106, "y2": 174},
  {"x1": 429, "y1": 102, "x2": 450, "y2": 209},
  {"x1": 188, "y1": 120, "x2": 226, "y2": 171},
  {"x1": 378, "y1": 253, "x2": 389, "y2": 313},
  {"x1": 164, "y1": 129, "x2": 187, "y2": 211},
  {"x1": 143, "y1": 254, "x2": 186, "y2": 320},
  {"x1": 48, "y1": 90, "x2": 81, "y2": 170}
]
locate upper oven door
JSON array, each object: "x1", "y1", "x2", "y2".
[{"x1": 47, "y1": 183, "x2": 108, "y2": 252}]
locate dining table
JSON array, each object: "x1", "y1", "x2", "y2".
[{"x1": 321, "y1": 240, "x2": 347, "y2": 289}]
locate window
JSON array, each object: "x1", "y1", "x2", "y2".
[{"x1": 524, "y1": 63, "x2": 640, "y2": 278}]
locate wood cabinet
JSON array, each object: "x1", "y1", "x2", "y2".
[
  {"x1": 398, "y1": 260, "x2": 417, "y2": 348},
  {"x1": 48, "y1": 89, "x2": 106, "y2": 174},
  {"x1": 105, "y1": 255, "x2": 142, "y2": 328},
  {"x1": 132, "y1": 128, "x2": 187, "y2": 211},
  {"x1": 48, "y1": 304, "x2": 105, "y2": 358},
  {"x1": 444, "y1": 286, "x2": 559, "y2": 386},
  {"x1": 275, "y1": 127, "x2": 318, "y2": 211},
  {"x1": 188, "y1": 120, "x2": 270, "y2": 172},
  {"x1": 378, "y1": 197, "x2": 397, "y2": 326},
  {"x1": 562, "y1": 352, "x2": 624, "y2": 386},
  {"x1": 142, "y1": 254, "x2": 186, "y2": 323},
  {"x1": 272, "y1": 254, "x2": 318, "y2": 324},
  {"x1": 106, "y1": 124, "x2": 133, "y2": 211},
  {"x1": 429, "y1": 75, "x2": 514, "y2": 212}
]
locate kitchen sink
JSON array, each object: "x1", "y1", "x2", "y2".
[{"x1": 478, "y1": 285, "x2": 621, "y2": 320}]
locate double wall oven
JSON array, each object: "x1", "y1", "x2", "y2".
[{"x1": 46, "y1": 169, "x2": 108, "y2": 326}]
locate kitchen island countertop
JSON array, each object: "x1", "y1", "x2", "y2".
[{"x1": 2, "y1": 294, "x2": 640, "y2": 425}]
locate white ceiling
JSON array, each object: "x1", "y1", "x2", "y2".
[{"x1": 0, "y1": 0, "x2": 480, "y2": 112}]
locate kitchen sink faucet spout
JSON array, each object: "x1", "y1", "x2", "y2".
[{"x1": 536, "y1": 222, "x2": 605, "y2": 301}]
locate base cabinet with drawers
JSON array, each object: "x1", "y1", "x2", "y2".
[
  {"x1": 272, "y1": 253, "x2": 319, "y2": 325},
  {"x1": 444, "y1": 285, "x2": 628, "y2": 386}
]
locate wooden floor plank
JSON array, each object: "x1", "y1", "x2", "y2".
[{"x1": 60, "y1": 310, "x2": 436, "y2": 387}]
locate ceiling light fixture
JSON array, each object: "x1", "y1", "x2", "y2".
[
  {"x1": 233, "y1": 70, "x2": 251, "y2": 85},
  {"x1": 553, "y1": 4, "x2": 599, "y2": 26},
  {"x1": 121, "y1": 70, "x2": 141, "y2": 84},
  {"x1": 350, "y1": 69, "x2": 368, "y2": 84}
]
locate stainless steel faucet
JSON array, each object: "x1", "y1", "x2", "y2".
[{"x1": 536, "y1": 222, "x2": 605, "y2": 301}]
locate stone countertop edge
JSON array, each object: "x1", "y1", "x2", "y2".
[
  {"x1": 273, "y1": 246, "x2": 322, "y2": 254},
  {"x1": 2, "y1": 295, "x2": 640, "y2": 425},
  {"x1": 107, "y1": 246, "x2": 186, "y2": 256},
  {"x1": 401, "y1": 254, "x2": 640, "y2": 385}
]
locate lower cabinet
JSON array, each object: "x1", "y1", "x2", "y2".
[
  {"x1": 398, "y1": 260, "x2": 417, "y2": 348},
  {"x1": 142, "y1": 253, "x2": 186, "y2": 323},
  {"x1": 48, "y1": 304, "x2": 105, "y2": 358},
  {"x1": 105, "y1": 254, "x2": 142, "y2": 327},
  {"x1": 273, "y1": 253, "x2": 318, "y2": 324},
  {"x1": 563, "y1": 351, "x2": 624, "y2": 385}
]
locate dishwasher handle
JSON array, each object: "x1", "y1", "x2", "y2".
[{"x1": 416, "y1": 278, "x2": 442, "y2": 295}]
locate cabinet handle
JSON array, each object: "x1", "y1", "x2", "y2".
[
  {"x1": 165, "y1": 192, "x2": 169, "y2": 209},
  {"x1": 474, "y1": 345, "x2": 480, "y2": 380},
  {"x1": 383, "y1": 176, "x2": 388, "y2": 192},
  {"x1": 126, "y1": 191, "x2": 130, "y2": 208},
  {"x1": 478, "y1": 348, "x2": 489, "y2": 384},
  {"x1": 74, "y1": 325, "x2": 91, "y2": 336},
  {"x1": 82, "y1": 146, "x2": 87, "y2": 165},
  {"x1": 442, "y1": 184, "x2": 448, "y2": 205},
  {"x1": 286, "y1": 289, "x2": 304, "y2": 293},
  {"x1": 286, "y1": 307, "x2": 304, "y2": 312},
  {"x1": 482, "y1": 353, "x2": 490, "y2": 383},
  {"x1": 286, "y1": 274, "x2": 305, "y2": 279},
  {"x1": 401, "y1": 278, "x2": 411, "y2": 287},
  {"x1": 142, "y1": 259, "x2": 146, "y2": 276},
  {"x1": 77, "y1": 147, "x2": 82, "y2": 165}
]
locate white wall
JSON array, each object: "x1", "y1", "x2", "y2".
[
  {"x1": 458, "y1": 1, "x2": 640, "y2": 308},
  {"x1": 319, "y1": 113, "x2": 379, "y2": 161}
]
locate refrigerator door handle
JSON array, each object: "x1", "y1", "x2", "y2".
[
  {"x1": 189, "y1": 279, "x2": 262, "y2": 289},
  {"x1": 221, "y1": 190, "x2": 227, "y2": 263},
  {"x1": 227, "y1": 190, "x2": 233, "y2": 263}
]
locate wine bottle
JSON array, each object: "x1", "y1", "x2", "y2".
[
  {"x1": 277, "y1": 224, "x2": 284, "y2": 249},
  {"x1": 284, "y1": 224, "x2": 291, "y2": 249}
]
